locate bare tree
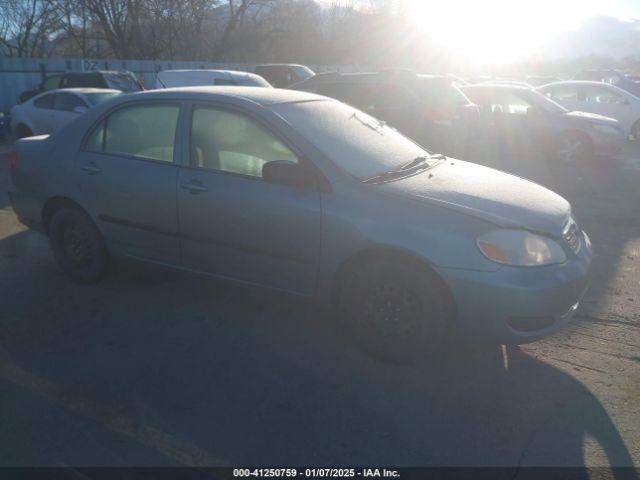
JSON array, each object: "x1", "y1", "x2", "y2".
[{"x1": 0, "y1": 0, "x2": 61, "y2": 57}]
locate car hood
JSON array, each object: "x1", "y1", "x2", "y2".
[
  {"x1": 564, "y1": 110, "x2": 620, "y2": 126},
  {"x1": 378, "y1": 159, "x2": 570, "y2": 235}
]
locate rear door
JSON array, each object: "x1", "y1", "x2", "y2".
[
  {"x1": 77, "y1": 101, "x2": 182, "y2": 264},
  {"x1": 30, "y1": 93, "x2": 57, "y2": 134},
  {"x1": 176, "y1": 103, "x2": 321, "y2": 294}
]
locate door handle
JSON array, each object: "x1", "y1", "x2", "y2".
[
  {"x1": 180, "y1": 181, "x2": 208, "y2": 194},
  {"x1": 81, "y1": 163, "x2": 102, "y2": 175}
]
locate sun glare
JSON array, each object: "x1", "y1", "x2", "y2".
[{"x1": 408, "y1": 0, "x2": 601, "y2": 64}]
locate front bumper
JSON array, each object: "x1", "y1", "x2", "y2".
[{"x1": 435, "y1": 231, "x2": 592, "y2": 344}]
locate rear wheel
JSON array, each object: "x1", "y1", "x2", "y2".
[
  {"x1": 15, "y1": 124, "x2": 33, "y2": 139},
  {"x1": 555, "y1": 132, "x2": 593, "y2": 164},
  {"x1": 49, "y1": 208, "x2": 108, "y2": 284},
  {"x1": 339, "y1": 259, "x2": 454, "y2": 364}
]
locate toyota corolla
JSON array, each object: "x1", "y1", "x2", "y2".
[{"x1": 7, "y1": 87, "x2": 592, "y2": 360}]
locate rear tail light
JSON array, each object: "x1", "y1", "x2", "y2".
[{"x1": 7, "y1": 150, "x2": 18, "y2": 169}]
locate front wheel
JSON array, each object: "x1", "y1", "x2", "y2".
[
  {"x1": 339, "y1": 260, "x2": 454, "y2": 364},
  {"x1": 49, "y1": 208, "x2": 109, "y2": 284}
]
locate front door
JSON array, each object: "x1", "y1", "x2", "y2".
[
  {"x1": 77, "y1": 101, "x2": 182, "y2": 264},
  {"x1": 177, "y1": 104, "x2": 321, "y2": 295}
]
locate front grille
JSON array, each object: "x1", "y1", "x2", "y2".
[{"x1": 563, "y1": 217, "x2": 581, "y2": 254}]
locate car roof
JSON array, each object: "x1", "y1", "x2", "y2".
[
  {"x1": 123, "y1": 86, "x2": 325, "y2": 106},
  {"x1": 539, "y1": 80, "x2": 620, "y2": 88}
]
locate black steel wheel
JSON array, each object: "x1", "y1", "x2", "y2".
[
  {"x1": 340, "y1": 259, "x2": 454, "y2": 364},
  {"x1": 49, "y1": 208, "x2": 108, "y2": 284}
]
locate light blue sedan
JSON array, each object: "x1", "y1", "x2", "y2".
[{"x1": 7, "y1": 87, "x2": 592, "y2": 360}]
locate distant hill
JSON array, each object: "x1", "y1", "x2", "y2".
[{"x1": 544, "y1": 16, "x2": 640, "y2": 60}]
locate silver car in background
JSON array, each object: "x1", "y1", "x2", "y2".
[
  {"x1": 10, "y1": 88, "x2": 122, "y2": 138},
  {"x1": 538, "y1": 81, "x2": 640, "y2": 140}
]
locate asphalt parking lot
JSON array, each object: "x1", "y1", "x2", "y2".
[{"x1": 0, "y1": 142, "x2": 638, "y2": 470}]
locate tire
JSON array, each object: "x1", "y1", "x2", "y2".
[
  {"x1": 48, "y1": 207, "x2": 108, "y2": 284},
  {"x1": 555, "y1": 132, "x2": 593, "y2": 164},
  {"x1": 339, "y1": 259, "x2": 454, "y2": 364},
  {"x1": 15, "y1": 124, "x2": 33, "y2": 139}
]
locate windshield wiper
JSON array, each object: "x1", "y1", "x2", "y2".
[
  {"x1": 363, "y1": 154, "x2": 446, "y2": 184},
  {"x1": 400, "y1": 154, "x2": 445, "y2": 171}
]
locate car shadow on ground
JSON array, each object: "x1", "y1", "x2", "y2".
[{"x1": 0, "y1": 228, "x2": 636, "y2": 472}]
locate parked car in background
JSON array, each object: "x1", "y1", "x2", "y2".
[
  {"x1": 19, "y1": 71, "x2": 143, "y2": 103},
  {"x1": 526, "y1": 75, "x2": 562, "y2": 86},
  {"x1": 11, "y1": 88, "x2": 122, "y2": 138},
  {"x1": 538, "y1": 81, "x2": 640, "y2": 140},
  {"x1": 155, "y1": 69, "x2": 271, "y2": 89},
  {"x1": 481, "y1": 79, "x2": 532, "y2": 88},
  {"x1": 460, "y1": 84, "x2": 626, "y2": 163},
  {"x1": 253, "y1": 64, "x2": 315, "y2": 88},
  {"x1": 292, "y1": 70, "x2": 479, "y2": 157},
  {"x1": 7, "y1": 87, "x2": 592, "y2": 361},
  {"x1": 573, "y1": 69, "x2": 640, "y2": 97}
]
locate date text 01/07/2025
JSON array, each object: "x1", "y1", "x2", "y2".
[{"x1": 232, "y1": 468, "x2": 401, "y2": 478}]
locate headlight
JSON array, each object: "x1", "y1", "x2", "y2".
[
  {"x1": 592, "y1": 123, "x2": 624, "y2": 137},
  {"x1": 477, "y1": 230, "x2": 567, "y2": 266}
]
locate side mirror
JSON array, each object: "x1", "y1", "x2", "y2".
[
  {"x1": 73, "y1": 106, "x2": 89, "y2": 114},
  {"x1": 262, "y1": 160, "x2": 314, "y2": 187}
]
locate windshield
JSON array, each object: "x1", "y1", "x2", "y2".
[
  {"x1": 84, "y1": 91, "x2": 122, "y2": 105},
  {"x1": 271, "y1": 99, "x2": 430, "y2": 179},
  {"x1": 105, "y1": 73, "x2": 142, "y2": 92}
]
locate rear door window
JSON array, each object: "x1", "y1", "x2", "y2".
[
  {"x1": 86, "y1": 103, "x2": 180, "y2": 163},
  {"x1": 53, "y1": 92, "x2": 86, "y2": 111},
  {"x1": 34, "y1": 93, "x2": 55, "y2": 109}
]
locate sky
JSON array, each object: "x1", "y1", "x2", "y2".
[
  {"x1": 402, "y1": 0, "x2": 640, "y2": 63},
  {"x1": 328, "y1": 0, "x2": 640, "y2": 64}
]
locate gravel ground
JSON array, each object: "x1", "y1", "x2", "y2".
[{"x1": 0, "y1": 141, "x2": 638, "y2": 470}]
